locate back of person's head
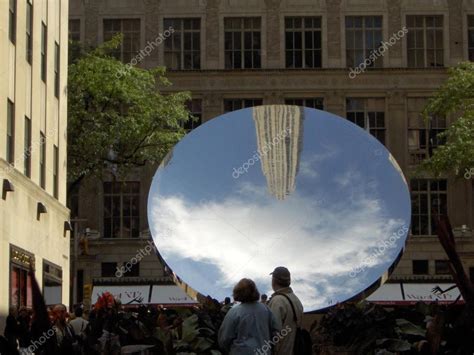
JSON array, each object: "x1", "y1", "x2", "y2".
[
  {"x1": 74, "y1": 306, "x2": 83, "y2": 318},
  {"x1": 271, "y1": 266, "x2": 291, "y2": 288},
  {"x1": 261, "y1": 294, "x2": 268, "y2": 302},
  {"x1": 233, "y1": 278, "x2": 260, "y2": 303},
  {"x1": 224, "y1": 297, "x2": 231, "y2": 305}
]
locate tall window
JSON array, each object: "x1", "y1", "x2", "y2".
[
  {"x1": 224, "y1": 98, "x2": 263, "y2": 113},
  {"x1": 435, "y1": 260, "x2": 450, "y2": 275},
  {"x1": 412, "y1": 260, "x2": 429, "y2": 275},
  {"x1": 54, "y1": 42, "x2": 60, "y2": 98},
  {"x1": 26, "y1": 1, "x2": 33, "y2": 63},
  {"x1": 10, "y1": 265, "x2": 32, "y2": 308},
  {"x1": 9, "y1": 0, "x2": 16, "y2": 44},
  {"x1": 103, "y1": 182, "x2": 140, "y2": 238},
  {"x1": 103, "y1": 19, "x2": 140, "y2": 63},
  {"x1": 40, "y1": 132, "x2": 46, "y2": 189},
  {"x1": 407, "y1": 15, "x2": 444, "y2": 67},
  {"x1": 41, "y1": 22, "x2": 47, "y2": 82},
  {"x1": 101, "y1": 262, "x2": 117, "y2": 277},
  {"x1": 411, "y1": 179, "x2": 447, "y2": 236},
  {"x1": 7, "y1": 100, "x2": 15, "y2": 164},
  {"x1": 285, "y1": 98, "x2": 324, "y2": 110},
  {"x1": 69, "y1": 19, "x2": 81, "y2": 62},
  {"x1": 164, "y1": 18, "x2": 200, "y2": 70},
  {"x1": 285, "y1": 17, "x2": 322, "y2": 68},
  {"x1": 469, "y1": 16, "x2": 474, "y2": 61},
  {"x1": 224, "y1": 17, "x2": 261, "y2": 69},
  {"x1": 346, "y1": 98, "x2": 386, "y2": 145},
  {"x1": 24, "y1": 116, "x2": 31, "y2": 177},
  {"x1": 407, "y1": 98, "x2": 446, "y2": 165},
  {"x1": 53, "y1": 145, "x2": 59, "y2": 198},
  {"x1": 346, "y1": 16, "x2": 383, "y2": 68},
  {"x1": 183, "y1": 99, "x2": 202, "y2": 130}
]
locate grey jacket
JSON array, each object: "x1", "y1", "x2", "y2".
[
  {"x1": 218, "y1": 301, "x2": 280, "y2": 355},
  {"x1": 268, "y1": 287, "x2": 304, "y2": 355}
]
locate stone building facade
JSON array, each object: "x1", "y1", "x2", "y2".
[
  {"x1": 68, "y1": 0, "x2": 474, "y2": 305},
  {"x1": 0, "y1": 0, "x2": 70, "y2": 330}
]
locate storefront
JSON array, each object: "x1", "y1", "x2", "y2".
[
  {"x1": 43, "y1": 260, "x2": 63, "y2": 306},
  {"x1": 9, "y1": 245, "x2": 35, "y2": 309}
]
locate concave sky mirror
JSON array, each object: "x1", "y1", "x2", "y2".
[{"x1": 148, "y1": 105, "x2": 411, "y2": 312}]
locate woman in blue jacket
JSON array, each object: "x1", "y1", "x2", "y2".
[{"x1": 218, "y1": 278, "x2": 280, "y2": 355}]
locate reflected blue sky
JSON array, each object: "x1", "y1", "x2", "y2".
[{"x1": 148, "y1": 105, "x2": 411, "y2": 311}]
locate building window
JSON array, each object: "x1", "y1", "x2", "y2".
[
  {"x1": 54, "y1": 43, "x2": 60, "y2": 98},
  {"x1": 224, "y1": 17, "x2": 261, "y2": 69},
  {"x1": 412, "y1": 260, "x2": 429, "y2": 275},
  {"x1": 346, "y1": 16, "x2": 383, "y2": 68},
  {"x1": 224, "y1": 98, "x2": 263, "y2": 113},
  {"x1": 68, "y1": 184, "x2": 80, "y2": 218},
  {"x1": 285, "y1": 17, "x2": 322, "y2": 68},
  {"x1": 285, "y1": 98, "x2": 324, "y2": 110},
  {"x1": 407, "y1": 98, "x2": 446, "y2": 165},
  {"x1": 470, "y1": 267, "x2": 474, "y2": 282},
  {"x1": 103, "y1": 19, "x2": 140, "y2": 63},
  {"x1": 9, "y1": 0, "x2": 16, "y2": 44},
  {"x1": 183, "y1": 99, "x2": 202, "y2": 130},
  {"x1": 24, "y1": 116, "x2": 31, "y2": 177},
  {"x1": 10, "y1": 246, "x2": 34, "y2": 309},
  {"x1": 53, "y1": 145, "x2": 59, "y2": 198},
  {"x1": 26, "y1": 1, "x2": 33, "y2": 63},
  {"x1": 346, "y1": 98, "x2": 386, "y2": 145},
  {"x1": 41, "y1": 22, "x2": 47, "y2": 82},
  {"x1": 40, "y1": 132, "x2": 46, "y2": 189},
  {"x1": 435, "y1": 260, "x2": 451, "y2": 275},
  {"x1": 411, "y1": 179, "x2": 447, "y2": 236},
  {"x1": 103, "y1": 182, "x2": 140, "y2": 238},
  {"x1": 7, "y1": 100, "x2": 15, "y2": 165},
  {"x1": 69, "y1": 19, "x2": 81, "y2": 62},
  {"x1": 469, "y1": 16, "x2": 474, "y2": 61},
  {"x1": 407, "y1": 15, "x2": 444, "y2": 68},
  {"x1": 164, "y1": 18, "x2": 200, "y2": 70},
  {"x1": 43, "y1": 261, "x2": 62, "y2": 306},
  {"x1": 101, "y1": 262, "x2": 117, "y2": 277},
  {"x1": 124, "y1": 262, "x2": 140, "y2": 277}
]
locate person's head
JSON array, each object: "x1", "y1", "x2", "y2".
[
  {"x1": 224, "y1": 297, "x2": 231, "y2": 305},
  {"x1": 270, "y1": 266, "x2": 291, "y2": 291},
  {"x1": 74, "y1": 306, "x2": 83, "y2": 318},
  {"x1": 233, "y1": 278, "x2": 260, "y2": 303},
  {"x1": 260, "y1": 294, "x2": 268, "y2": 303},
  {"x1": 53, "y1": 304, "x2": 68, "y2": 323}
]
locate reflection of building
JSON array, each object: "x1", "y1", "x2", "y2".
[
  {"x1": 253, "y1": 105, "x2": 303, "y2": 200},
  {"x1": 69, "y1": 0, "x2": 474, "y2": 306},
  {"x1": 1, "y1": 0, "x2": 70, "y2": 331}
]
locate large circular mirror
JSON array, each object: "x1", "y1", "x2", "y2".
[{"x1": 148, "y1": 105, "x2": 411, "y2": 312}]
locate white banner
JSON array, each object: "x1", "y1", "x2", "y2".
[{"x1": 150, "y1": 285, "x2": 198, "y2": 305}]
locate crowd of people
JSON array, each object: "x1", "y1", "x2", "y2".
[{"x1": 1, "y1": 266, "x2": 306, "y2": 355}]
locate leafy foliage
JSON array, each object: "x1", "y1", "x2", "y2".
[
  {"x1": 420, "y1": 62, "x2": 474, "y2": 177},
  {"x1": 67, "y1": 35, "x2": 191, "y2": 182}
]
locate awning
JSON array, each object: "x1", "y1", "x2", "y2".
[
  {"x1": 366, "y1": 283, "x2": 463, "y2": 305},
  {"x1": 91, "y1": 285, "x2": 198, "y2": 306}
]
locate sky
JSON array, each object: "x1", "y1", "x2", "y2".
[{"x1": 148, "y1": 106, "x2": 411, "y2": 311}]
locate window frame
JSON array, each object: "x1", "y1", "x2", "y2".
[
  {"x1": 345, "y1": 16, "x2": 384, "y2": 68},
  {"x1": 26, "y1": 1, "x2": 33, "y2": 63},
  {"x1": 7, "y1": 100, "x2": 15, "y2": 165},
  {"x1": 284, "y1": 16, "x2": 322, "y2": 69},
  {"x1": 164, "y1": 18, "x2": 201, "y2": 70},
  {"x1": 223, "y1": 98, "x2": 263, "y2": 113},
  {"x1": 468, "y1": 15, "x2": 474, "y2": 62},
  {"x1": 9, "y1": 0, "x2": 17, "y2": 44},
  {"x1": 285, "y1": 98, "x2": 324, "y2": 110},
  {"x1": 40, "y1": 132, "x2": 46, "y2": 189},
  {"x1": 41, "y1": 22, "x2": 47, "y2": 82},
  {"x1": 406, "y1": 15, "x2": 444, "y2": 68},
  {"x1": 103, "y1": 18, "x2": 141, "y2": 63},
  {"x1": 224, "y1": 17, "x2": 262, "y2": 69},
  {"x1": 54, "y1": 42, "x2": 60, "y2": 98},
  {"x1": 345, "y1": 97, "x2": 386, "y2": 145},
  {"x1": 412, "y1": 260, "x2": 429, "y2": 275},
  {"x1": 24, "y1": 116, "x2": 32, "y2": 177}
]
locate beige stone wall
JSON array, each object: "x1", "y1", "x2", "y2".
[
  {"x1": 69, "y1": 0, "x2": 474, "y2": 298},
  {"x1": 0, "y1": 0, "x2": 69, "y2": 330}
]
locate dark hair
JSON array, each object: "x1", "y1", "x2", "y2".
[
  {"x1": 74, "y1": 307, "x2": 83, "y2": 317},
  {"x1": 224, "y1": 297, "x2": 231, "y2": 305},
  {"x1": 233, "y1": 278, "x2": 260, "y2": 303}
]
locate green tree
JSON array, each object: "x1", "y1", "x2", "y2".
[
  {"x1": 420, "y1": 61, "x2": 474, "y2": 178},
  {"x1": 67, "y1": 36, "x2": 191, "y2": 187}
]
